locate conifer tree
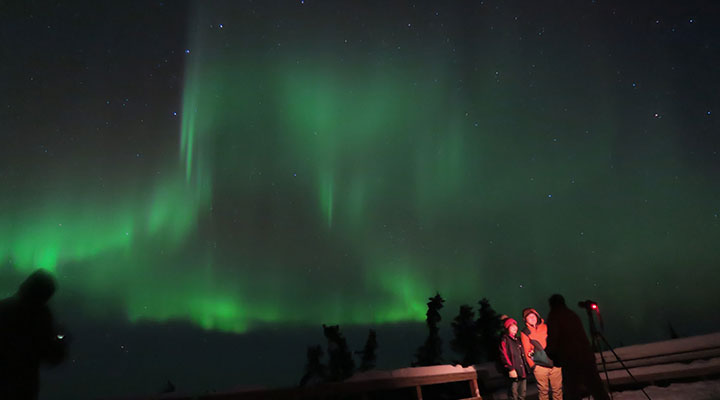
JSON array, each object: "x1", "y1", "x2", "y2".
[
  {"x1": 451, "y1": 304, "x2": 481, "y2": 366},
  {"x1": 323, "y1": 324, "x2": 355, "y2": 381},
  {"x1": 299, "y1": 345, "x2": 326, "y2": 386},
  {"x1": 476, "y1": 298, "x2": 503, "y2": 362},
  {"x1": 414, "y1": 292, "x2": 445, "y2": 366},
  {"x1": 358, "y1": 329, "x2": 378, "y2": 371}
]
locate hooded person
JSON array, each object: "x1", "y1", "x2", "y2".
[
  {"x1": 546, "y1": 294, "x2": 609, "y2": 400},
  {"x1": 0, "y1": 270, "x2": 68, "y2": 400},
  {"x1": 521, "y1": 308, "x2": 562, "y2": 400},
  {"x1": 499, "y1": 318, "x2": 528, "y2": 400}
]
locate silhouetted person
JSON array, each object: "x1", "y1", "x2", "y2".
[
  {"x1": 0, "y1": 270, "x2": 67, "y2": 400},
  {"x1": 545, "y1": 294, "x2": 608, "y2": 400}
]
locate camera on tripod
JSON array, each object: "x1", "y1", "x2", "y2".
[
  {"x1": 578, "y1": 300, "x2": 600, "y2": 312},
  {"x1": 575, "y1": 299, "x2": 653, "y2": 399}
]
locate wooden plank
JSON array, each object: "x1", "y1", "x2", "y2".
[
  {"x1": 468, "y1": 378, "x2": 481, "y2": 399},
  {"x1": 598, "y1": 347, "x2": 720, "y2": 371},
  {"x1": 595, "y1": 332, "x2": 720, "y2": 362},
  {"x1": 602, "y1": 359, "x2": 720, "y2": 387}
]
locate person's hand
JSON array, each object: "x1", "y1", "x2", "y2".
[{"x1": 509, "y1": 370, "x2": 518, "y2": 379}]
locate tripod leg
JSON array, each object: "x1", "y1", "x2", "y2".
[
  {"x1": 594, "y1": 333, "x2": 613, "y2": 400},
  {"x1": 596, "y1": 333, "x2": 652, "y2": 400}
]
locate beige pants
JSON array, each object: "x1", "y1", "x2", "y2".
[{"x1": 534, "y1": 365, "x2": 563, "y2": 400}]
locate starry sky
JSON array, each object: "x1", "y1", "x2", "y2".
[{"x1": 1, "y1": 1, "x2": 719, "y2": 398}]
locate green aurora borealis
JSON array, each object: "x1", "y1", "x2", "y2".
[{"x1": 2, "y1": 1, "x2": 720, "y2": 345}]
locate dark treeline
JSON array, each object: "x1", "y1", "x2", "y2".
[{"x1": 299, "y1": 292, "x2": 505, "y2": 386}]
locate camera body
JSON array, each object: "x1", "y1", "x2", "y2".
[
  {"x1": 578, "y1": 300, "x2": 599, "y2": 311},
  {"x1": 578, "y1": 299, "x2": 604, "y2": 334}
]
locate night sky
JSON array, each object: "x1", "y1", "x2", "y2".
[{"x1": 1, "y1": 1, "x2": 719, "y2": 399}]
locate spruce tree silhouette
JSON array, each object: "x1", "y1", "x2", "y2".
[
  {"x1": 476, "y1": 298, "x2": 503, "y2": 362},
  {"x1": 160, "y1": 380, "x2": 175, "y2": 393},
  {"x1": 451, "y1": 304, "x2": 482, "y2": 366},
  {"x1": 668, "y1": 321, "x2": 680, "y2": 339},
  {"x1": 299, "y1": 345, "x2": 326, "y2": 386},
  {"x1": 323, "y1": 324, "x2": 355, "y2": 381},
  {"x1": 414, "y1": 292, "x2": 445, "y2": 366},
  {"x1": 358, "y1": 329, "x2": 378, "y2": 372}
]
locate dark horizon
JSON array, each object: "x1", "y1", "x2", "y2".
[{"x1": 34, "y1": 288, "x2": 720, "y2": 399}]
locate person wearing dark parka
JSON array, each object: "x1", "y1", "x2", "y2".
[
  {"x1": 0, "y1": 270, "x2": 68, "y2": 400},
  {"x1": 546, "y1": 294, "x2": 609, "y2": 400}
]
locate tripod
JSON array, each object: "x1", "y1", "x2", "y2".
[{"x1": 582, "y1": 304, "x2": 652, "y2": 400}]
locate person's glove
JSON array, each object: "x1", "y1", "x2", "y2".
[{"x1": 509, "y1": 370, "x2": 518, "y2": 379}]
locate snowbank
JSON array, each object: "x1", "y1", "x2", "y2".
[{"x1": 611, "y1": 379, "x2": 720, "y2": 400}]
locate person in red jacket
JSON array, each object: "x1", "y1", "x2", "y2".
[
  {"x1": 499, "y1": 318, "x2": 528, "y2": 400},
  {"x1": 521, "y1": 308, "x2": 563, "y2": 400}
]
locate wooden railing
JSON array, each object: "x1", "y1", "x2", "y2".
[
  {"x1": 595, "y1": 331, "x2": 720, "y2": 387},
  {"x1": 137, "y1": 365, "x2": 485, "y2": 400}
]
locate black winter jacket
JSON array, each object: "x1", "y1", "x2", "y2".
[{"x1": 499, "y1": 333, "x2": 528, "y2": 378}]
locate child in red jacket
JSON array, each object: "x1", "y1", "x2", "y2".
[{"x1": 499, "y1": 318, "x2": 528, "y2": 400}]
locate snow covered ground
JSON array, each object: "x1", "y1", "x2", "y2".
[
  {"x1": 489, "y1": 378, "x2": 720, "y2": 400},
  {"x1": 611, "y1": 379, "x2": 720, "y2": 400}
]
